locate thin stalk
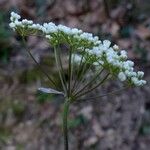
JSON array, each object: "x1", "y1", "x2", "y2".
[
  {"x1": 72, "y1": 62, "x2": 95, "y2": 95},
  {"x1": 74, "y1": 68, "x2": 104, "y2": 95},
  {"x1": 71, "y1": 48, "x2": 86, "y2": 92},
  {"x1": 63, "y1": 98, "x2": 71, "y2": 150},
  {"x1": 75, "y1": 73, "x2": 110, "y2": 99},
  {"x1": 22, "y1": 36, "x2": 57, "y2": 88},
  {"x1": 70, "y1": 49, "x2": 74, "y2": 93},
  {"x1": 56, "y1": 45, "x2": 68, "y2": 94},
  {"x1": 68, "y1": 47, "x2": 72, "y2": 96},
  {"x1": 70, "y1": 51, "x2": 77, "y2": 93},
  {"x1": 54, "y1": 46, "x2": 68, "y2": 95},
  {"x1": 76, "y1": 86, "x2": 129, "y2": 103},
  {"x1": 72, "y1": 62, "x2": 87, "y2": 93}
]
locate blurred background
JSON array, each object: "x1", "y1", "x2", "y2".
[{"x1": 0, "y1": 0, "x2": 150, "y2": 149}]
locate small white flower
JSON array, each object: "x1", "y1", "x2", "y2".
[
  {"x1": 93, "y1": 62, "x2": 99, "y2": 66},
  {"x1": 94, "y1": 36, "x2": 99, "y2": 41},
  {"x1": 10, "y1": 16, "x2": 14, "y2": 22},
  {"x1": 137, "y1": 71, "x2": 144, "y2": 78},
  {"x1": 72, "y1": 54, "x2": 83, "y2": 63},
  {"x1": 131, "y1": 77, "x2": 138, "y2": 84},
  {"x1": 10, "y1": 12, "x2": 21, "y2": 20},
  {"x1": 141, "y1": 80, "x2": 146, "y2": 85},
  {"x1": 126, "y1": 60, "x2": 134, "y2": 67},
  {"x1": 103, "y1": 40, "x2": 111, "y2": 48},
  {"x1": 92, "y1": 47, "x2": 100, "y2": 55},
  {"x1": 45, "y1": 35, "x2": 52, "y2": 39},
  {"x1": 71, "y1": 28, "x2": 82, "y2": 34},
  {"x1": 113, "y1": 44, "x2": 119, "y2": 50},
  {"x1": 118, "y1": 72, "x2": 127, "y2": 81},
  {"x1": 80, "y1": 32, "x2": 94, "y2": 41},
  {"x1": 14, "y1": 20, "x2": 22, "y2": 26},
  {"x1": 120, "y1": 50, "x2": 127, "y2": 59},
  {"x1": 58, "y1": 25, "x2": 71, "y2": 34},
  {"x1": 9, "y1": 22, "x2": 16, "y2": 28},
  {"x1": 98, "y1": 60, "x2": 104, "y2": 65},
  {"x1": 43, "y1": 23, "x2": 58, "y2": 33},
  {"x1": 22, "y1": 19, "x2": 28, "y2": 24}
]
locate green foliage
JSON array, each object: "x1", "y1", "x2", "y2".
[
  {"x1": 68, "y1": 115, "x2": 87, "y2": 129},
  {"x1": 36, "y1": 92, "x2": 54, "y2": 104},
  {"x1": 0, "y1": 98, "x2": 25, "y2": 120},
  {"x1": 139, "y1": 123, "x2": 150, "y2": 135},
  {"x1": 16, "y1": 144, "x2": 24, "y2": 150},
  {"x1": 12, "y1": 101, "x2": 26, "y2": 118},
  {"x1": 0, "y1": 127, "x2": 11, "y2": 144}
]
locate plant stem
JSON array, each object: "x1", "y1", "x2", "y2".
[
  {"x1": 22, "y1": 36, "x2": 57, "y2": 88},
  {"x1": 76, "y1": 86, "x2": 129, "y2": 103},
  {"x1": 72, "y1": 62, "x2": 94, "y2": 95},
  {"x1": 74, "y1": 68, "x2": 104, "y2": 95},
  {"x1": 54, "y1": 46, "x2": 67, "y2": 95},
  {"x1": 75, "y1": 73, "x2": 110, "y2": 99},
  {"x1": 68, "y1": 48, "x2": 72, "y2": 96},
  {"x1": 71, "y1": 48, "x2": 86, "y2": 92},
  {"x1": 63, "y1": 98, "x2": 71, "y2": 150}
]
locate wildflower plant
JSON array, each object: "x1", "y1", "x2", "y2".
[{"x1": 10, "y1": 12, "x2": 146, "y2": 150}]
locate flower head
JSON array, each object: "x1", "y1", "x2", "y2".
[{"x1": 9, "y1": 12, "x2": 146, "y2": 87}]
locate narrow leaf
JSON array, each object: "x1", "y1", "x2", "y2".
[{"x1": 38, "y1": 87, "x2": 64, "y2": 95}]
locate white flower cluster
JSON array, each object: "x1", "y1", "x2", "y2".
[
  {"x1": 84, "y1": 40, "x2": 146, "y2": 86},
  {"x1": 9, "y1": 12, "x2": 146, "y2": 86},
  {"x1": 9, "y1": 12, "x2": 99, "y2": 47}
]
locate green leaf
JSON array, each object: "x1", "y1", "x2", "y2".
[{"x1": 38, "y1": 87, "x2": 64, "y2": 95}]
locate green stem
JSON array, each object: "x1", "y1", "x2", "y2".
[
  {"x1": 75, "y1": 73, "x2": 110, "y2": 99},
  {"x1": 57, "y1": 46, "x2": 68, "y2": 91},
  {"x1": 63, "y1": 98, "x2": 71, "y2": 150},
  {"x1": 76, "y1": 86, "x2": 129, "y2": 103},
  {"x1": 71, "y1": 48, "x2": 86, "y2": 93},
  {"x1": 74, "y1": 68, "x2": 104, "y2": 96},
  {"x1": 68, "y1": 48, "x2": 72, "y2": 96},
  {"x1": 54, "y1": 46, "x2": 67, "y2": 95},
  {"x1": 72, "y1": 62, "x2": 94, "y2": 95},
  {"x1": 22, "y1": 36, "x2": 57, "y2": 88}
]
